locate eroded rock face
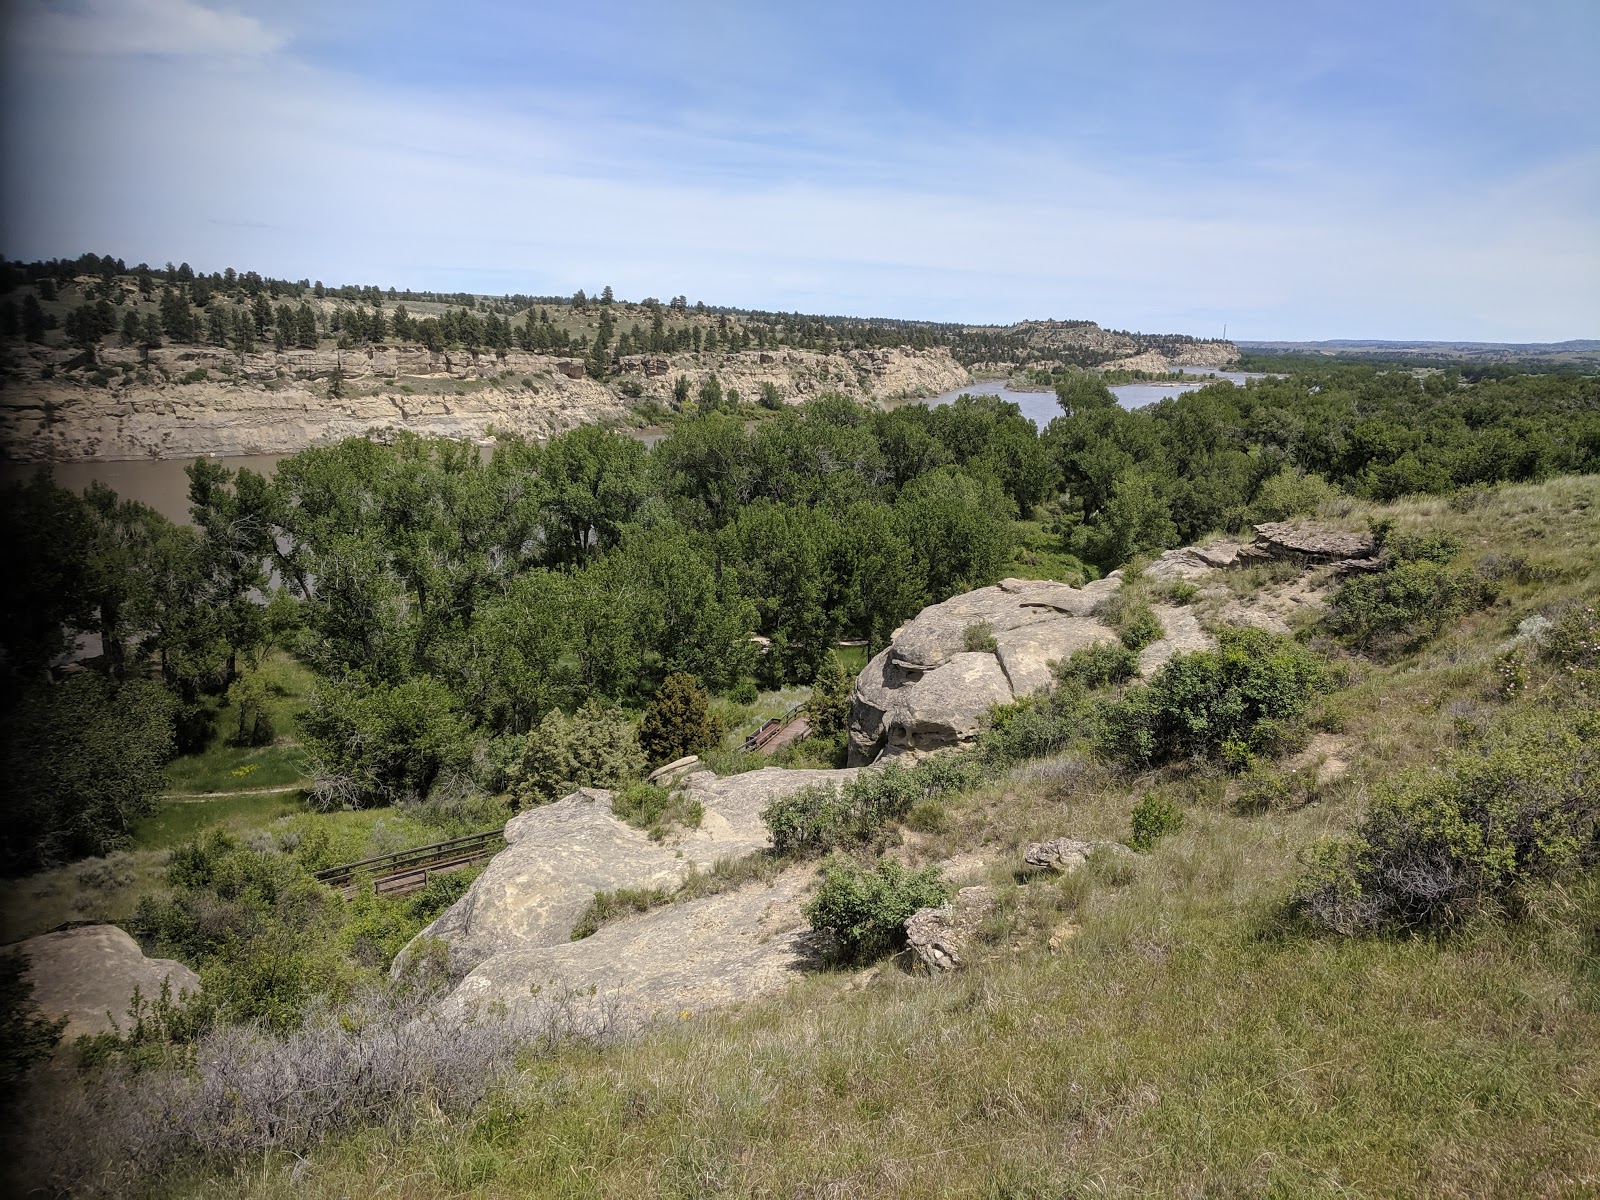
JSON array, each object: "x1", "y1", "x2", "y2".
[
  {"x1": 847, "y1": 575, "x2": 1216, "y2": 764},
  {"x1": 442, "y1": 866, "x2": 818, "y2": 1030},
  {"x1": 0, "y1": 343, "x2": 970, "y2": 462},
  {"x1": 16, "y1": 925, "x2": 200, "y2": 1040},
  {"x1": 400, "y1": 768, "x2": 859, "y2": 977}
]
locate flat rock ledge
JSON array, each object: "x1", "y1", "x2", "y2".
[
  {"x1": 398, "y1": 766, "x2": 858, "y2": 978},
  {"x1": 15, "y1": 925, "x2": 201, "y2": 1041},
  {"x1": 442, "y1": 865, "x2": 819, "y2": 1031}
]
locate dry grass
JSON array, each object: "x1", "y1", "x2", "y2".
[{"x1": 29, "y1": 476, "x2": 1600, "y2": 1198}]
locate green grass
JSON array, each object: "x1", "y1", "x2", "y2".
[
  {"x1": 39, "y1": 476, "x2": 1600, "y2": 1197},
  {"x1": 1003, "y1": 518, "x2": 1095, "y2": 584},
  {"x1": 132, "y1": 792, "x2": 307, "y2": 851},
  {"x1": 831, "y1": 644, "x2": 869, "y2": 674},
  {"x1": 162, "y1": 653, "x2": 314, "y2": 794}
]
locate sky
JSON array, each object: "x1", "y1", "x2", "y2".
[{"x1": 2, "y1": 0, "x2": 1596, "y2": 340}]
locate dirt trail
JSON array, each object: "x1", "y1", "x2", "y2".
[{"x1": 160, "y1": 784, "x2": 305, "y2": 803}]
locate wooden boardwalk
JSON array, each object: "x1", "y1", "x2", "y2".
[
  {"x1": 313, "y1": 828, "x2": 505, "y2": 898},
  {"x1": 740, "y1": 702, "x2": 807, "y2": 753}
]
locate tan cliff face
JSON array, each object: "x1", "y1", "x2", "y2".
[{"x1": 0, "y1": 343, "x2": 971, "y2": 462}]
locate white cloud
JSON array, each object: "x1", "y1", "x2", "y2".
[{"x1": 16, "y1": 0, "x2": 284, "y2": 57}]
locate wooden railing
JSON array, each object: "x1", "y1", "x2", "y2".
[
  {"x1": 313, "y1": 828, "x2": 506, "y2": 897},
  {"x1": 740, "y1": 702, "x2": 806, "y2": 752}
]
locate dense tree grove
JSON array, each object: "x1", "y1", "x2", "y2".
[{"x1": 1, "y1": 345, "x2": 1596, "y2": 864}]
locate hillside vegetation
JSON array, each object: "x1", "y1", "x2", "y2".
[{"x1": 2, "y1": 343, "x2": 1598, "y2": 1196}]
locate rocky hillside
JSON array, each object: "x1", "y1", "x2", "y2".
[
  {"x1": 967, "y1": 319, "x2": 1238, "y2": 373},
  {"x1": 0, "y1": 341, "x2": 969, "y2": 462}
]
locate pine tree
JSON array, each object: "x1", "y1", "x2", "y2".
[
  {"x1": 638, "y1": 673, "x2": 724, "y2": 766},
  {"x1": 21, "y1": 294, "x2": 46, "y2": 342},
  {"x1": 806, "y1": 653, "x2": 854, "y2": 740}
]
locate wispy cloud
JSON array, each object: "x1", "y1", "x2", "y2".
[
  {"x1": 3, "y1": 0, "x2": 1595, "y2": 340},
  {"x1": 15, "y1": 0, "x2": 284, "y2": 57}
]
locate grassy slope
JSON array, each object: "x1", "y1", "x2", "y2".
[{"x1": 174, "y1": 475, "x2": 1600, "y2": 1198}]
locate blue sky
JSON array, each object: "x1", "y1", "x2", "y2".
[{"x1": 3, "y1": 0, "x2": 1596, "y2": 340}]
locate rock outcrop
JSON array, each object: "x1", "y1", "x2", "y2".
[
  {"x1": 15, "y1": 924, "x2": 200, "y2": 1040},
  {"x1": 904, "y1": 885, "x2": 996, "y2": 972},
  {"x1": 1022, "y1": 837, "x2": 1129, "y2": 872},
  {"x1": 0, "y1": 343, "x2": 970, "y2": 462},
  {"x1": 401, "y1": 767, "x2": 857, "y2": 976},
  {"x1": 848, "y1": 574, "x2": 1215, "y2": 764},
  {"x1": 443, "y1": 865, "x2": 819, "y2": 1030}
]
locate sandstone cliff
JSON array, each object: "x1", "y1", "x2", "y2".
[
  {"x1": 969, "y1": 319, "x2": 1238, "y2": 373},
  {"x1": 0, "y1": 343, "x2": 970, "y2": 462}
]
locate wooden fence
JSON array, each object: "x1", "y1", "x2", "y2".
[
  {"x1": 740, "y1": 702, "x2": 806, "y2": 752},
  {"x1": 313, "y1": 828, "x2": 506, "y2": 898}
]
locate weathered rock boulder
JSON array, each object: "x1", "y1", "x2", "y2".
[
  {"x1": 847, "y1": 575, "x2": 1216, "y2": 763},
  {"x1": 848, "y1": 577, "x2": 1123, "y2": 764},
  {"x1": 1022, "y1": 837, "x2": 1129, "y2": 872},
  {"x1": 442, "y1": 866, "x2": 818, "y2": 1030},
  {"x1": 400, "y1": 767, "x2": 859, "y2": 977},
  {"x1": 15, "y1": 925, "x2": 200, "y2": 1040},
  {"x1": 1251, "y1": 522, "x2": 1376, "y2": 562},
  {"x1": 905, "y1": 885, "x2": 996, "y2": 972}
]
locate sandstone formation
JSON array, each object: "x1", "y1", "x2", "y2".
[
  {"x1": 1249, "y1": 522, "x2": 1377, "y2": 562},
  {"x1": 904, "y1": 885, "x2": 996, "y2": 972},
  {"x1": 401, "y1": 767, "x2": 858, "y2": 976},
  {"x1": 0, "y1": 343, "x2": 970, "y2": 462},
  {"x1": 15, "y1": 924, "x2": 200, "y2": 1040},
  {"x1": 847, "y1": 574, "x2": 1222, "y2": 764},
  {"x1": 442, "y1": 865, "x2": 819, "y2": 1030}
]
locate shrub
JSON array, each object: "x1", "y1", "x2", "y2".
[
  {"x1": 802, "y1": 857, "x2": 949, "y2": 965},
  {"x1": 1096, "y1": 591, "x2": 1163, "y2": 652},
  {"x1": 1326, "y1": 558, "x2": 1496, "y2": 654},
  {"x1": 764, "y1": 757, "x2": 980, "y2": 855},
  {"x1": 13, "y1": 982, "x2": 610, "y2": 1195},
  {"x1": 1053, "y1": 640, "x2": 1138, "y2": 689},
  {"x1": 978, "y1": 689, "x2": 1088, "y2": 768},
  {"x1": 638, "y1": 673, "x2": 725, "y2": 766},
  {"x1": 1294, "y1": 714, "x2": 1600, "y2": 935},
  {"x1": 610, "y1": 781, "x2": 703, "y2": 841},
  {"x1": 1249, "y1": 467, "x2": 1337, "y2": 522},
  {"x1": 508, "y1": 699, "x2": 646, "y2": 808},
  {"x1": 805, "y1": 653, "x2": 854, "y2": 740},
  {"x1": 758, "y1": 381, "x2": 783, "y2": 410},
  {"x1": 1129, "y1": 793, "x2": 1182, "y2": 850},
  {"x1": 1100, "y1": 626, "x2": 1332, "y2": 768},
  {"x1": 728, "y1": 678, "x2": 759, "y2": 705},
  {"x1": 301, "y1": 677, "x2": 474, "y2": 811},
  {"x1": 180, "y1": 367, "x2": 208, "y2": 384},
  {"x1": 962, "y1": 621, "x2": 999, "y2": 653}
]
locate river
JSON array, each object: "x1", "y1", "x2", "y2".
[{"x1": 920, "y1": 369, "x2": 1267, "y2": 428}]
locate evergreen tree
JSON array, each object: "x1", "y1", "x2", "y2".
[
  {"x1": 806, "y1": 653, "x2": 854, "y2": 740},
  {"x1": 21, "y1": 294, "x2": 45, "y2": 342},
  {"x1": 295, "y1": 302, "x2": 318, "y2": 348},
  {"x1": 249, "y1": 292, "x2": 272, "y2": 335},
  {"x1": 637, "y1": 672, "x2": 724, "y2": 766}
]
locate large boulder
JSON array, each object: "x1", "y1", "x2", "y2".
[
  {"x1": 442, "y1": 865, "x2": 818, "y2": 1030},
  {"x1": 400, "y1": 768, "x2": 859, "y2": 977},
  {"x1": 15, "y1": 925, "x2": 200, "y2": 1040},
  {"x1": 848, "y1": 574, "x2": 1221, "y2": 764},
  {"x1": 905, "y1": 885, "x2": 996, "y2": 972},
  {"x1": 848, "y1": 577, "x2": 1124, "y2": 764}
]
